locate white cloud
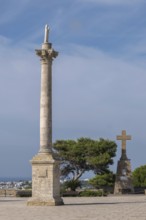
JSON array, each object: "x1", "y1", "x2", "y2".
[
  {"x1": 0, "y1": 40, "x2": 40, "y2": 120},
  {"x1": 53, "y1": 44, "x2": 146, "y2": 133},
  {"x1": 0, "y1": 35, "x2": 11, "y2": 45},
  {"x1": 125, "y1": 40, "x2": 146, "y2": 57},
  {"x1": 0, "y1": 39, "x2": 41, "y2": 177}
]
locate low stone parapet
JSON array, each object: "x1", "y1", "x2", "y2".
[{"x1": 0, "y1": 189, "x2": 32, "y2": 197}]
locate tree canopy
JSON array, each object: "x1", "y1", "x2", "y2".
[
  {"x1": 53, "y1": 137, "x2": 117, "y2": 182},
  {"x1": 132, "y1": 165, "x2": 146, "y2": 187},
  {"x1": 89, "y1": 171, "x2": 115, "y2": 189}
]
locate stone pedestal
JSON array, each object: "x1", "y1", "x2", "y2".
[
  {"x1": 27, "y1": 25, "x2": 63, "y2": 206},
  {"x1": 114, "y1": 159, "x2": 134, "y2": 194},
  {"x1": 27, "y1": 154, "x2": 63, "y2": 206}
]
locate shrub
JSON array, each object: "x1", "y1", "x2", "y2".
[
  {"x1": 16, "y1": 190, "x2": 32, "y2": 197},
  {"x1": 62, "y1": 191, "x2": 79, "y2": 197},
  {"x1": 132, "y1": 165, "x2": 146, "y2": 187},
  {"x1": 79, "y1": 190, "x2": 107, "y2": 197}
]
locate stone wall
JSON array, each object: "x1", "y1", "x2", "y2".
[{"x1": 0, "y1": 189, "x2": 32, "y2": 197}]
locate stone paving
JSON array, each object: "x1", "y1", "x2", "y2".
[{"x1": 0, "y1": 195, "x2": 146, "y2": 220}]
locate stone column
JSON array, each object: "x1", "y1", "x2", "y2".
[
  {"x1": 27, "y1": 25, "x2": 64, "y2": 206},
  {"x1": 38, "y1": 42, "x2": 57, "y2": 154}
]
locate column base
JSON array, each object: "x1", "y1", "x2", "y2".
[
  {"x1": 27, "y1": 197, "x2": 64, "y2": 206},
  {"x1": 28, "y1": 153, "x2": 64, "y2": 206}
]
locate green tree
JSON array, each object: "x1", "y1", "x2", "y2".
[
  {"x1": 53, "y1": 138, "x2": 117, "y2": 191},
  {"x1": 89, "y1": 172, "x2": 115, "y2": 189},
  {"x1": 132, "y1": 165, "x2": 146, "y2": 187}
]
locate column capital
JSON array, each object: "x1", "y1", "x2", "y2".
[{"x1": 35, "y1": 48, "x2": 58, "y2": 60}]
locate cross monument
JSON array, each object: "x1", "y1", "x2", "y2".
[{"x1": 114, "y1": 130, "x2": 134, "y2": 194}]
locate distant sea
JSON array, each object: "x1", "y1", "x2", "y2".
[{"x1": 0, "y1": 177, "x2": 31, "y2": 182}]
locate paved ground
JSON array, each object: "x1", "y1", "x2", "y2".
[{"x1": 0, "y1": 195, "x2": 146, "y2": 220}]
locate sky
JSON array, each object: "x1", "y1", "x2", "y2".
[{"x1": 0, "y1": 0, "x2": 146, "y2": 178}]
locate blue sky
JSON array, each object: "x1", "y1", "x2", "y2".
[{"x1": 0, "y1": 0, "x2": 146, "y2": 178}]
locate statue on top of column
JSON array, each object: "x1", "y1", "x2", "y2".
[{"x1": 44, "y1": 24, "x2": 49, "y2": 43}]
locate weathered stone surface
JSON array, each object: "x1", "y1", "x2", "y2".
[
  {"x1": 28, "y1": 25, "x2": 63, "y2": 206},
  {"x1": 0, "y1": 189, "x2": 32, "y2": 197},
  {"x1": 114, "y1": 130, "x2": 134, "y2": 194},
  {"x1": 27, "y1": 197, "x2": 63, "y2": 206},
  {"x1": 27, "y1": 153, "x2": 63, "y2": 206},
  {"x1": 114, "y1": 159, "x2": 134, "y2": 194}
]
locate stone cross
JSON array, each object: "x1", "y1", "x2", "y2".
[{"x1": 116, "y1": 130, "x2": 131, "y2": 160}]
